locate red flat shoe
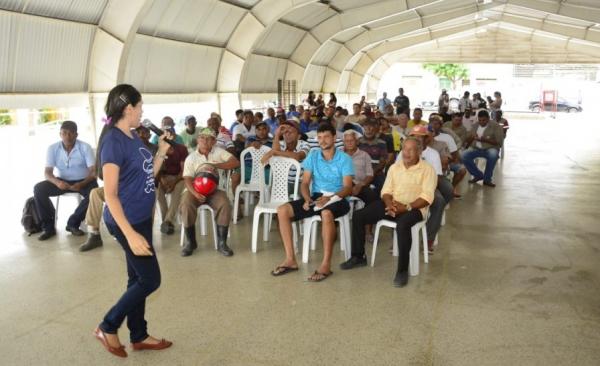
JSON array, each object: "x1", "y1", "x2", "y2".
[
  {"x1": 131, "y1": 338, "x2": 173, "y2": 351},
  {"x1": 93, "y1": 327, "x2": 127, "y2": 358}
]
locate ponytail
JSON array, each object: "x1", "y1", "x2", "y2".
[{"x1": 96, "y1": 84, "x2": 142, "y2": 180}]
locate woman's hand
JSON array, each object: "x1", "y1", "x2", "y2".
[
  {"x1": 126, "y1": 231, "x2": 153, "y2": 256},
  {"x1": 157, "y1": 134, "x2": 170, "y2": 155}
]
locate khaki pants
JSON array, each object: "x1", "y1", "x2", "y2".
[
  {"x1": 156, "y1": 176, "x2": 185, "y2": 224},
  {"x1": 180, "y1": 190, "x2": 231, "y2": 227},
  {"x1": 85, "y1": 187, "x2": 105, "y2": 229}
]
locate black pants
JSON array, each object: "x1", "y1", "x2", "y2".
[
  {"x1": 351, "y1": 200, "x2": 423, "y2": 273},
  {"x1": 33, "y1": 179, "x2": 98, "y2": 232},
  {"x1": 355, "y1": 185, "x2": 378, "y2": 206},
  {"x1": 100, "y1": 218, "x2": 160, "y2": 343}
]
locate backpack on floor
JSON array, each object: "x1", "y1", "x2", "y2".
[{"x1": 22, "y1": 197, "x2": 42, "y2": 235}]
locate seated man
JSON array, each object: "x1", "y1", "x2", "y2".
[
  {"x1": 358, "y1": 118, "x2": 388, "y2": 193},
  {"x1": 431, "y1": 116, "x2": 467, "y2": 197},
  {"x1": 244, "y1": 121, "x2": 273, "y2": 182},
  {"x1": 208, "y1": 115, "x2": 240, "y2": 189},
  {"x1": 443, "y1": 112, "x2": 468, "y2": 149},
  {"x1": 33, "y1": 121, "x2": 98, "y2": 240},
  {"x1": 261, "y1": 119, "x2": 310, "y2": 193},
  {"x1": 156, "y1": 134, "x2": 188, "y2": 235},
  {"x1": 342, "y1": 130, "x2": 377, "y2": 205},
  {"x1": 341, "y1": 137, "x2": 436, "y2": 288},
  {"x1": 179, "y1": 115, "x2": 200, "y2": 153},
  {"x1": 462, "y1": 110, "x2": 504, "y2": 187},
  {"x1": 79, "y1": 125, "x2": 157, "y2": 251},
  {"x1": 407, "y1": 108, "x2": 427, "y2": 130},
  {"x1": 179, "y1": 128, "x2": 240, "y2": 257},
  {"x1": 150, "y1": 116, "x2": 184, "y2": 145},
  {"x1": 409, "y1": 126, "x2": 452, "y2": 253},
  {"x1": 271, "y1": 123, "x2": 354, "y2": 282}
]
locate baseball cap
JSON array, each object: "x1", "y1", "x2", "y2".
[
  {"x1": 185, "y1": 115, "x2": 196, "y2": 124},
  {"x1": 276, "y1": 107, "x2": 285, "y2": 115},
  {"x1": 409, "y1": 125, "x2": 430, "y2": 136},
  {"x1": 281, "y1": 118, "x2": 300, "y2": 131},
  {"x1": 198, "y1": 127, "x2": 216, "y2": 138},
  {"x1": 255, "y1": 121, "x2": 268, "y2": 129}
]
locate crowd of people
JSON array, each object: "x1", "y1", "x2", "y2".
[
  {"x1": 28, "y1": 84, "x2": 507, "y2": 357},
  {"x1": 30, "y1": 87, "x2": 507, "y2": 286}
]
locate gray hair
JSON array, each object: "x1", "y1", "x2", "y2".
[{"x1": 404, "y1": 136, "x2": 423, "y2": 151}]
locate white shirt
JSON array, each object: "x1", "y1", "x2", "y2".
[
  {"x1": 232, "y1": 123, "x2": 255, "y2": 141},
  {"x1": 462, "y1": 116, "x2": 476, "y2": 131},
  {"x1": 183, "y1": 146, "x2": 233, "y2": 178},
  {"x1": 396, "y1": 146, "x2": 443, "y2": 176},
  {"x1": 434, "y1": 133, "x2": 458, "y2": 153},
  {"x1": 476, "y1": 125, "x2": 486, "y2": 149}
]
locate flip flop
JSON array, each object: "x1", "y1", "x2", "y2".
[
  {"x1": 271, "y1": 266, "x2": 298, "y2": 276},
  {"x1": 308, "y1": 270, "x2": 333, "y2": 282}
]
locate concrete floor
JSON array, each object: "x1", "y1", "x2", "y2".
[{"x1": 2, "y1": 113, "x2": 600, "y2": 365}]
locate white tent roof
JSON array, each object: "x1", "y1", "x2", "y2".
[{"x1": 1, "y1": 0, "x2": 599, "y2": 96}]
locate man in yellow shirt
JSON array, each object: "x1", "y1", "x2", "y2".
[
  {"x1": 407, "y1": 108, "x2": 427, "y2": 130},
  {"x1": 340, "y1": 137, "x2": 437, "y2": 287}
]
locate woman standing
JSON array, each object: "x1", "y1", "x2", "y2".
[{"x1": 93, "y1": 84, "x2": 172, "y2": 358}]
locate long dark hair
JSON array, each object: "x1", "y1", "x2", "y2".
[{"x1": 96, "y1": 84, "x2": 142, "y2": 179}]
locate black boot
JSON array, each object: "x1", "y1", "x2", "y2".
[
  {"x1": 181, "y1": 226, "x2": 197, "y2": 257},
  {"x1": 216, "y1": 225, "x2": 233, "y2": 257}
]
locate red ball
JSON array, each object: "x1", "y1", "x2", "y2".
[{"x1": 193, "y1": 171, "x2": 219, "y2": 196}]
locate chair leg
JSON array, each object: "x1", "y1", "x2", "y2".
[
  {"x1": 263, "y1": 213, "x2": 270, "y2": 242},
  {"x1": 410, "y1": 226, "x2": 419, "y2": 276},
  {"x1": 422, "y1": 224, "x2": 429, "y2": 264},
  {"x1": 180, "y1": 222, "x2": 185, "y2": 247},
  {"x1": 210, "y1": 210, "x2": 218, "y2": 250},
  {"x1": 199, "y1": 210, "x2": 207, "y2": 236},
  {"x1": 392, "y1": 232, "x2": 399, "y2": 257},
  {"x1": 233, "y1": 188, "x2": 240, "y2": 224},
  {"x1": 244, "y1": 191, "x2": 250, "y2": 216},
  {"x1": 54, "y1": 196, "x2": 60, "y2": 227},
  {"x1": 311, "y1": 221, "x2": 318, "y2": 251},
  {"x1": 371, "y1": 223, "x2": 382, "y2": 267},
  {"x1": 302, "y1": 220, "x2": 312, "y2": 263},
  {"x1": 251, "y1": 211, "x2": 261, "y2": 253}
]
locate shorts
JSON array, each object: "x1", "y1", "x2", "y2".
[
  {"x1": 449, "y1": 162, "x2": 464, "y2": 174},
  {"x1": 288, "y1": 193, "x2": 350, "y2": 222}
]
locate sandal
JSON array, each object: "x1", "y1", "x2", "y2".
[
  {"x1": 308, "y1": 270, "x2": 333, "y2": 282},
  {"x1": 271, "y1": 266, "x2": 298, "y2": 276}
]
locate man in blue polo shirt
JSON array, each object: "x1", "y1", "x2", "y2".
[
  {"x1": 271, "y1": 123, "x2": 354, "y2": 282},
  {"x1": 33, "y1": 121, "x2": 98, "y2": 240}
]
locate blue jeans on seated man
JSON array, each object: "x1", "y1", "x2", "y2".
[
  {"x1": 33, "y1": 178, "x2": 98, "y2": 232},
  {"x1": 461, "y1": 147, "x2": 499, "y2": 183}
]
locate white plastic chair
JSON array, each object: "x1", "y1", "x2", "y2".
[
  {"x1": 233, "y1": 146, "x2": 272, "y2": 223},
  {"x1": 301, "y1": 212, "x2": 351, "y2": 264},
  {"x1": 179, "y1": 205, "x2": 218, "y2": 250},
  {"x1": 251, "y1": 157, "x2": 301, "y2": 253},
  {"x1": 53, "y1": 192, "x2": 82, "y2": 226},
  {"x1": 370, "y1": 216, "x2": 429, "y2": 276}
]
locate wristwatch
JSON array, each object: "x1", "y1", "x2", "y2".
[{"x1": 405, "y1": 203, "x2": 412, "y2": 211}]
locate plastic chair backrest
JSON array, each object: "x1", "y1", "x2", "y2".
[
  {"x1": 265, "y1": 157, "x2": 301, "y2": 203},
  {"x1": 240, "y1": 146, "x2": 271, "y2": 185}
]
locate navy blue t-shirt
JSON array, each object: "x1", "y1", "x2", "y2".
[{"x1": 100, "y1": 128, "x2": 156, "y2": 226}]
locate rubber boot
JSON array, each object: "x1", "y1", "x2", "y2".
[
  {"x1": 216, "y1": 225, "x2": 233, "y2": 256},
  {"x1": 181, "y1": 226, "x2": 197, "y2": 257}
]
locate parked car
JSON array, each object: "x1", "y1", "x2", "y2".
[{"x1": 529, "y1": 98, "x2": 582, "y2": 113}]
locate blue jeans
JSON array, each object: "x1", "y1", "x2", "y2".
[
  {"x1": 100, "y1": 218, "x2": 161, "y2": 343},
  {"x1": 461, "y1": 147, "x2": 499, "y2": 183}
]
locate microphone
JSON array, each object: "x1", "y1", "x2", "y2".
[{"x1": 141, "y1": 119, "x2": 176, "y2": 146}]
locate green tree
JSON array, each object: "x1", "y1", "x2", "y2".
[
  {"x1": 0, "y1": 109, "x2": 13, "y2": 126},
  {"x1": 422, "y1": 63, "x2": 469, "y2": 90}
]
